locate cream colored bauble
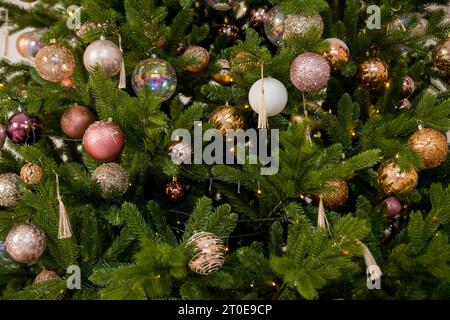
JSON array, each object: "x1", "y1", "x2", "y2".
[{"x1": 248, "y1": 77, "x2": 288, "y2": 117}]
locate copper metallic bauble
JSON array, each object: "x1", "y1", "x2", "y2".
[
  {"x1": 16, "y1": 29, "x2": 46, "y2": 60},
  {"x1": 20, "y1": 163, "x2": 43, "y2": 186},
  {"x1": 82, "y1": 120, "x2": 125, "y2": 162},
  {"x1": 408, "y1": 128, "x2": 448, "y2": 168},
  {"x1": 34, "y1": 269, "x2": 59, "y2": 284},
  {"x1": 433, "y1": 38, "x2": 450, "y2": 75},
  {"x1": 401, "y1": 76, "x2": 415, "y2": 97},
  {"x1": 209, "y1": 104, "x2": 245, "y2": 134},
  {"x1": 165, "y1": 180, "x2": 185, "y2": 202},
  {"x1": 217, "y1": 22, "x2": 240, "y2": 42},
  {"x1": 83, "y1": 39, "x2": 123, "y2": 78},
  {"x1": 0, "y1": 173, "x2": 21, "y2": 207},
  {"x1": 75, "y1": 22, "x2": 97, "y2": 38},
  {"x1": 0, "y1": 124, "x2": 6, "y2": 149},
  {"x1": 383, "y1": 196, "x2": 402, "y2": 218},
  {"x1": 249, "y1": 5, "x2": 269, "y2": 28},
  {"x1": 35, "y1": 44, "x2": 75, "y2": 82},
  {"x1": 322, "y1": 38, "x2": 350, "y2": 71},
  {"x1": 61, "y1": 104, "x2": 96, "y2": 139},
  {"x1": 212, "y1": 59, "x2": 234, "y2": 85},
  {"x1": 5, "y1": 223, "x2": 46, "y2": 264},
  {"x1": 92, "y1": 163, "x2": 130, "y2": 198},
  {"x1": 290, "y1": 52, "x2": 330, "y2": 92},
  {"x1": 6, "y1": 112, "x2": 43, "y2": 145},
  {"x1": 182, "y1": 45, "x2": 210, "y2": 73},
  {"x1": 187, "y1": 231, "x2": 226, "y2": 275},
  {"x1": 357, "y1": 58, "x2": 389, "y2": 89},
  {"x1": 320, "y1": 179, "x2": 349, "y2": 210},
  {"x1": 376, "y1": 159, "x2": 418, "y2": 195}
]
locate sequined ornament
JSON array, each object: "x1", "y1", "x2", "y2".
[
  {"x1": 75, "y1": 22, "x2": 97, "y2": 38},
  {"x1": 6, "y1": 112, "x2": 43, "y2": 145},
  {"x1": 217, "y1": 22, "x2": 240, "y2": 42},
  {"x1": 401, "y1": 76, "x2": 415, "y2": 97},
  {"x1": 290, "y1": 52, "x2": 330, "y2": 92},
  {"x1": 187, "y1": 231, "x2": 226, "y2": 275},
  {"x1": 322, "y1": 38, "x2": 350, "y2": 71},
  {"x1": 264, "y1": 6, "x2": 323, "y2": 46},
  {"x1": 5, "y1": 223, "x2": 46, "y2": 264},
  {"x1": 383, "y1": 196, "x2": 402, "y2": 218},
  {"x1": 0, "y1": 174, "x2": 21, "y2": 208},
  {"x1": 182, "y1": 45, "x2": 210, "y2": 73},
  {"x1": 168, "y1": 141, "x2": 192, "y2": 165},
  {"x1": 132, "y1": 56, "x2": 177, "y2": 101},
  {"x1": 209, "y1": 104, "x2": 245, "y2": 134},
  {"x1": 0, "y1": 124, "x2": 6, "y2": 149},
  {"x1": 20, "y1": 163, "x2": 43, "y2": 186},
  {"x1": 212, "y1": 59, "x2": 234, "y2": 85},
  {"x1": 0, "y1": 241, "x2": 15, "y2": 267},
  {"x1": 34, "y1": 269, "x2": 59, "y2": 284},
  {"x1": 249, "y1": 5, "x2": 269, "y2": 27},
  {"x1": 165, "y1": 179, "x2": 185, "y2": 202},
  {"x1": 357, "y1": 58, "x2": 389, "y2": 89},
  {"x1": 205, "y1": 0, "x2": 236, "y2": 11},
  {"x1": 248, "y1": 77, "x2": 288, "y2": 116},
  {"x1": 376, "y1": 159, "x2": 418, "y2": 196},
  {"x1": 92, "y1": 163, "x2": 129, "y2": 198},
  {"x1": 82, "y1": 120, "x2": 125, "y2": 162},
  {"x1": 433, "y1": 38, "x2": 450, "y2": 75},
  {"x1": 61, "y1": 104, "x2": 96, "y2": 139},
  {"x1": 408, "y1": 128, "x2": 448, "y2": 168},
  {"x1": 16, "y1": 29, "x2": 46, "y2": 60},
  {"x1": 35, "y1": 44, "x2": 75, "y2": 82},
  {"x1": 320, "y1": 179, "x2": 349, "y2": 210},
  {"x1": 83, "y1": 39, "x2": 123, "y2": 78}
]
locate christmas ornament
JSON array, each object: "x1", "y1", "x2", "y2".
[
  {"x1": 401, "y1": 76, "x2": 415, "y2": 97},
  {"x1": 408, "y1": 128, "x2": 448, "y2": 168},
  {"x1": 75, "y1": 22, "x2": 97, "y2": 38},
  {"x1": 34, "y1": 269, "x2": 59, "y2": 284},
  {"x1": 168, "y1": 140, "x2": 192, "y2": 165},
  {"x1": 83, "y1": 120, "x2": 125, "y2": 162},
  {"x1": 383, "y1": 196, "x2": 402, "y2": 218},
  {"x1": 357, "y1": 58, "x2": 389, "y2": 89},
  {"x1": 399, "y1": 98, "x2": 411, "y2": 110},
  {"x1": 433, "y1": 38, "x2": 450, "y2": 75},
  {"x1": 264, "y1": 6, "x2": 323, "y2": 46},
  {"x1": 209, "y1": 104, "x2": 245, "y2": 134},
  {"x1": 290, "y1": 52, "x2": 330, "y2": 92},
  {"x1": 376, "y1": 159, "x2": 418, "y2": 196},
  {"x1": 205, "y1": 0, "x2": 236, "y2": 11},
  {"x1": 60, "y1": 104, "x2": 96, "y2": 139},
  {"x1": 20, "y1": 163, "x2": 43, "y2": 186},
  {"x1": 320, "y1": 179, "x2": 349, "y2": 210},
  {"x1": 249, "y1": 5, "x2": 269, "y2": 27},
  {"x1": 132, "y1": 56, "x2": 177, "y2": 101},
  {"x1": 0, "y1": 173, "x2": 21, "y2": 207},
  {"x1": 217, "y1": 22, "x2": 240, "y2": 42},
  {"x1": 0, "y1": 124, "x2": 6, "y2": 149},
  {"x1": 182, "y1": 45, "x2": 210, "y2": 73},
  {"x1": 16, "y1": 29, "x2": 45, "y2": 59},
  {"x1": 92, "y1": 163, "x2": 130, "y2": 198},
  {"x1": 83, "y1": 38, "x2": 122, "y2": 78},
  {"x1": 5, "y1": 223, "x2": 46, "y2": 264},
  {"x1": 60, "y1": 78, "x2": 75, "y2": 89},
  {"x1": 187, "y1": 231, "x2": 226, "y2": 275},
  {"x1": 165, "y1": 179, "x2": 185, "y2": 202},
  {"x1": 248, "y1": 77, "x2": 288, "y2": 116},
  {"x1": 35, "y1": 44, "x2": 75, "y2": 82},
  {"x1": 322, "y1": 38, "x2": 350, "y2": 71},
  {"x1": 6, "y1": 112, "x2": 43, "y2": 145},
  {"x1": 0, "y1": 241, "x2": 15, "y2": 267},
  {"x1": 233, "y1": 1, "x2": 248, "y2": 19},
  {"x1": 213, "y1": 191, "x2": 223, "y2": 203},
  {"x1": 212, "y1": 59, "x2": 234, "y2": 85}
]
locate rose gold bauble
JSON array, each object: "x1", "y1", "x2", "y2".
[
  {"x1": 20, "y1": 163, "x2": 44, "y2": 186},
  {"x1": 187, "y1": 231, "x2": 226, "y2": 275},
  {"x1": 408, "y1": 128, "x2": 448, "y2": 168},
  {"x1": 376, "y1": 159, "x2": 418, "y2": 195},
  {"x1": 92, "y1": 163, "x2": 130, "y2": 198},
  {"x1": 82, "y1": 120, "x2": 125, "y2": 162},
  {"x1": 5, "y1": 223, "x2": 46, "y2": 264},
  {"x1": 322, "y1": 38, "x2": 350, "y2": 71},
  {"x1": 401, "y1": 76, "x2": 415, "y2": 97},
  {"x1": 320, "y1": 179, "x2": 349, "y2": 209},
  {"x1": 357, "y1": 58, "x2": 389, "y2": 89},
  {"x1": 35, "y1": 44, "x2": 75, "y2": 82},
  {"x1": 34, "y1": 269, "x2": 59, "y2": 284},
  {"x1": 83, "y1": 39, "x2": 123, "y2": 78},
  {"x1": 183, "y1": 45, "x2": 210, "y2": 73},
  {"x1": 60, "y1": 78, "x2": 75, "y2": 89},
  {"x1": 432, "y1": 38, "x2": 450, "y2": 75},
  {"x1": 209, "y1": 104, "x2": 245, "y2": 134},
  {"x1": 290, "y1": 52, "x2": 330, "y2": 92},
  {"x1": 61, "y1": 104, "x2": 96, "y2": 139}
]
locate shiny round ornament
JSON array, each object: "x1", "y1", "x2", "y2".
[
  {"x1": 20, "y1": 163, "x2": 43, "y2": 186},
  {"x1": 433, "y1": 38, "x2": 450, "y2": 75},
  {"x1": 5, "y1": 223, "x2": 46, "y2": 264},
  {"x1": 0, "y1": 173, "x2": 21, "y2": 207},
  {"x1": 83, "y1": 39, "x2": 122, "y2": 78},
  {"x1": 165, "y1": 180, "x2": 185, "y2": 202},
  {"x1": 383, "y1": 196, "x2": 402, "y2": 218},
  {"x1": 322, "y1": 38, "x2": 350, "y2": 71},
  {"x1": 34, "y1": 269, "x2": 59, "y2": 284},
  {"x1": 212, "y1": 59, "x2": 234, "y2": 85},
  {"x1": 132, "y1": 57, "x2": 177, "y2": 101},
  {"x1": 75, "y1": 22, "x2": 97, "y2": 38},
  {"x1": 357, "y1": 58, "x2": 389, "y2": 89},
  {"x1": 205, "y1": 0, "x2": 236, "y2": 11},
  {"x1": 168, "y1": 141, "x2": 192, "y2": 165},
  {"x1": 182, "y1": 45, "x2": 210, "y2": 73},
  {"x1": 217, "y1": 22, "x2": 240, "y2": 42},
  {"x1": 290, "y1": 52, "x2": 330, "y2": 92},
  {"x1": 6, "y1": 112, "x2": 43, "y2": 145},
  {"x1": 0, "y1": 124, "x2": 6, "y2": 149},
  {"x1": 16, "y1": 29, "x2": 46, "y2": 59},
  {"x1": 249, "y1": 5, "x2": 269, "y2": 27},
  {"x1": 60, "y1": 78, "x2": 75, "y2": 89},
  {"x1": 248, "y1": 77, "x2": 288, "y2": 116},
  {"x1": 209, "y1": 104, "x2": 245, "y2": 134},
  {"x1": 402, "y1": 76, "x2": 415, "y2": 97},
  {"x1": 83, "y1": 120, "x2": 125, "y2": 162},
  {"x1": 399, "y1": 98, "x2": 411, "y2": 110},
  {"x1": 376, "y1": 159, "x2": 418, "y2": 196},
  {"x1": 35, "y1": 44, "x2": 75, "y2": 82},
  {"x1": 320, "y1": 179, "x2": 349, "y2": 209},
  {"x1": 61, "y1": 104, "x2": 96, "y2": 139},
  {"x1": 187, "y1": 231, "x2": 226, "y2": 275},
  {"x1": 408, "y1": 128, "x2": 448, "y2": 168},
  {"x1": 92, "y1": 163, "x2": 129, "y2": 198}
]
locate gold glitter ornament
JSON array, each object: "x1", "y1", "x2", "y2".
[
  {"x1": 357, "y1": 58, "x2": 389, "y2": 89},
  {"x1": 182, "y1": 45, "x2": 210, "y2": 73},
  {"x1": 35, "y1": 44, "x2": 75, "y2": 82},
  {"x1": 432, "y1": 38, "x2": 450, "y2": 75},
  {"x1": 187, "y1": 231, "x2": 226, "y2": 275},
  {"x1": 20, "y1": 163, "x2": 44, "y2": 186},
  {"x1": 0, "y1": 173, "x2": 21, "y2": 207},
  {"x1": 209, "y1": 104, "x2": 245, "y2": 134},
  {"x1": 34, "y1": 269, "x2": 59, "y2": 284},
  {"x1": 5, "y1": 223, "x2": 47, "y2": 264},
  {"x1": 408, "y1": 128, "x2": 448, "y2": 168},
  {"x1": 376, "y1": 159, "x2": 418, "y2": 196},
  {"x1": 320, "y1": 179, "x2": 349, "y2": 209},
  {"x1": 322, "y1": 38, "x2": 350, "y2": 71},
  {"x1": 92, "y1": 163, "x2": 130, "y2": 198}
]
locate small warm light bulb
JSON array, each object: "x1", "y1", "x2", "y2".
[
  {"x1": 250, "y1": 283, "x2": 254, "y2": 288},
  {"x1": 271, "y1": 281, "x2": 276, "y2": 287},
  {"x1": 257, "y1": 188, "x2": 262, "y2": 195},
  {"x1": 299, "y1": 194, "x2": 305, "y2": 199},
  {"x1": 176, "y1": 220, "x2": 181, "y2": 225},
  {"x1": 385, "y1": 81, "x2": 391, "y2": 89},
  {"x1": 225, "y1": 247, "x2": 229, "y2": 252}
]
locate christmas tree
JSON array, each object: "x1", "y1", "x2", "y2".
[{"x1": 0, "y1": 0, "x2": 450, "y2": 300}]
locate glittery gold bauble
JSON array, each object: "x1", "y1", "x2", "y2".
[
  {"x1": 182, "y1": 45, "x2": 210, "y2": 73},
  {"x1": 5, "y1": 223, "x2": 47, "y2": 264},
  {"x1": 92, "y1": 163, "x2": 130, "y2": 198},
  {"x1": 20, "y1": 163, "x2": 44, "y2": 186},
  {"x1": 376, "y1": 159, "x2": 418, "y2": 195},
  {"x1": 209, "y1": 104, "x2": 245, "y2": 134},
  {"x1": 432, "y1": 38, "x2": 450, "y2": 75},
  {"x1": 322, "y1": 38, "x2": 350, "y2": 71},
  {"x1": 35, "y1": 44, "x2": 75, "y2": 82},
  {"x1": 34, "y1": 269, "x2": 59, "y2": 284},
  {"x1": 320, "y1": 179, "x2": 349, "y2": 209},
  {"x1": 0, "y1": 173, "x2": 21, "y2": 207},
  {"x1": 357, "y1": 58, "x2": 389, "y2": 89},
  {"x1": 212, "y1": 59, "x2": 234, "y2": 84},
  {"x1": 408, "y1": 128, "x2": 448, "y2": 168},
  {"x1": 187, "y1": 231, "x2": 226, "y2": 275}
]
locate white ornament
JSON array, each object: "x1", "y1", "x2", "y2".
[{"x1": 248, "y1": 77, "x2": 288, "y2": 117}]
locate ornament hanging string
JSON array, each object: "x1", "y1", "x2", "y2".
[
  {"x1": 317, "y1": 196, "x2": 332, "y2": 236},
  {"x1": 118, "y1": 34, "x2": 126, "y2": 89},
  {"x1": 301, "y1": 91, "x2": 312, "y2": 143},
  {"x1": 258, "y1": 63, "x2": 268, "y2": 129},
  {"x1": 55, "y1": 172, "x2": 73, "y2": 239}
]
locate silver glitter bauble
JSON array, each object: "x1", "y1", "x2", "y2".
[
  {"x1": 205, "y1": 0, "x2": 236, "y2": 11},
  {"x1": 0, "y1": 173, "x2": 21, "y2": 207},
  {"x1": 83, "y1": 39, "x2": 123, "y2": 78},
  {"x1": 5, "y1": 223, "x2": 47, "y2": 264},
  {"x1": 290, "y1": 52, "x2": 330, "y2": 92},
  {"x1": 92, "y1": 163, "x2": 130, "y2": 198},
  {"x1": 187, "y1": 231, "x2": 226, "y2": 275}
]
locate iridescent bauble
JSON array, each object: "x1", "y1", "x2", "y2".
[
  {"x1": 0, "y1": 124, "x2": 6, "y2": 149},
  {"x1": 16, "y1": 29, "x2": 46, "y2": 60},
  {"x1": 35, "y1": 44, "x2": 75, "y2": 82},
  {"x1": 209, "y1": 104, "x2": 245, "y2": 134},
  {"x1": 432, "y1": 38, "x2": 450, "y2": 75},
  {"x1": 249, "y1": 5, "x2": 269, "y2": 27},
  {"x1": 132, "y1": 57, "x2": 177, "y2": 101},
  {"x1": 408, "y1": 128, "x2": 448, "y2": 168},
  {"x1": 217, "y1": 22, "x2": 240, "y2": 42},
  {"x1": 61, "y1": 104, "x2": 96, "y2": 139},
  {"x1": 357, "y1": 58, "x2": 389, "y2": 89},
  {"x1": 383, "y1": 196, "x2": 402, "y2": 218},
  {"x1": 320, "y1": 179, "x2": 349, "y2": 210},
  {"x1": 376, "y1": 159, "x2": 418, "y2": 196},
  {"x1": 75, "y1": 22, "x2": 97, "y2": 38},
  {"x1": 83, "y1": 39, "x2": 123, "y2": 78},
  {"x1": 168, "y1": 141, "x2": 192, "y2": 165},
  {"x1": 6, "y1": 112, "x2": 43, "y2": 145},
  {"x1": 322, "y1": 38, "x2": 350, "y2": 71},
  {"x1": 182, "y1": 45, "x2": 210, "y2": 73},
  {"x1": 165, "y1": 180, "x2": 185, "y2": 202},
  {"x1": 20, "y1": 163, "x2": 44, "y2": 186},
  {"x1": 212, "y1": 59, "x2": 234, "y2": 85},
  {"x1": 34, "y1": 269, "x2": 60, "y2": 284},
  {"x1": 205, "y1": 0, "x2": 236, "y2": 11},
  {"x1": 0, "y1": 173, "x2": 21, "y2": 207},
  {"x1": 248, "y1": 77, "x2": 288, "y2": 116},
  {"x1": 5, "y1": 223, "x2": 46, "y2": 264},
  {"x1": 0, "y1": 241, "x2": 15, "y2": 267},
  {"x1": 82, "y1": 120, "x2": 125, "y2": 162},
  {"x1": 92, "y1": 163, "x2": 129, "y2": 198},
  {"x1": 401, "y1": 76, "x2": 415, "y2": 97},
  {"x1": 290, "y1": 52, "x2": 330, "y2": 92},
  {"x1": 264, "y1": 6, "x2": 323, "y2": 46},
  {"x1": 187, "y1": 231, "x2": 226, "y2": 275}
]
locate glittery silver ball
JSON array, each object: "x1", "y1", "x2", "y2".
[
  {"x1": 290, "y1": 52, "x2": 330, "y2": 92},
  {"x1": 5, "y1": 223, "x2": 47, "y2": 264},
  {"x1": 92, "y1": 163, "x2": 130, "y2": 198},
  {"x1": 0, "y1": 173, "x2": 21, "y2": 207}
]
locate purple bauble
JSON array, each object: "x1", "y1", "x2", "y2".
[
  {"x1": 0, "y1": 124, "x2": 6, "y2": 148},
  {"x1": 6, "y1": 112, "x2": 43, "y2": 145},
  {"x1": 383, "y1": 196, "x2": 402, "y2": 218},
  {"x1": 290, "y1": 52, "x2": 330, "y2": 92}
]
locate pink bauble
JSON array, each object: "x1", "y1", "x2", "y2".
[
  {"x1": 0, "y1": 124, "x2": 6, "y2": 148},
  {"x1": 82, "y1": 120, "x2": 125, "y2": 162},
  {"x1": 383, "y1": 196, "x2": 402, "y2": 218},
  {"x1": 290, "y1": 52, "x2": 330, "y2": 92}
]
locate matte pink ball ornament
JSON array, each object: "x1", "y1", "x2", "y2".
[
  {"x1": 83, "y1": 38, "x2": 123, "y2": 78},
  {"x1": 383, "y1": 196, "x2": 402, "y2": 218},
  {"x1": 82, "y1": 120, "x2": 125, "y2": 162},
  {"x1": 290, "y1": 52, "x2": 330, "y2": 92}
]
